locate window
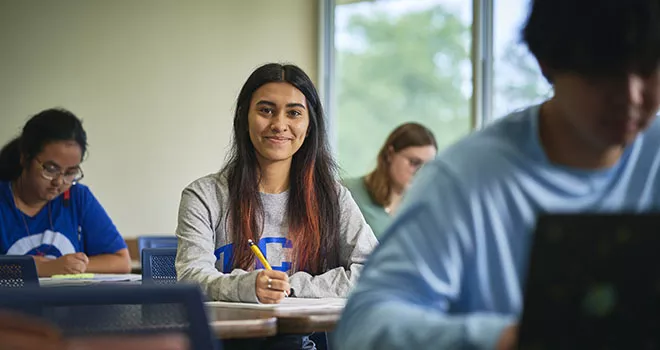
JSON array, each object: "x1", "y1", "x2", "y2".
[
  {"x1": 324, "y1": 0, "x2": 552, "y2": 177},
  {"x1": 333, "y1": 0, "x2": 473, "y2": 178},
  {"x1": 491, "y1": 0, "x2": 551, "y2": 119}
]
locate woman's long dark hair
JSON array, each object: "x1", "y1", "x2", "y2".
[
  {"x1": 223, "y1": 63, "x2": 340, "y2": 275},
  {"x1": 0, "y1": 108, "x2": 87, "y2": 182}
]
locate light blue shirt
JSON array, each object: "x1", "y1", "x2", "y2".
[{"x1": 335, "y1": 105, "x2": 660, "y2": 349}]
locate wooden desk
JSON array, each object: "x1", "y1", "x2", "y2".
[
  {"x1": 208, "y1": 308, "x2": 277, "y2": 339},
  {"x1": 277, "y1": 313, "x2": 340, "y2": 334},
  {"x1": 131, "y1": 260, "x2": 142, "y2": 274},
  {"x1": 208, "y1": 304, "x2": 342, "y2": 336}
]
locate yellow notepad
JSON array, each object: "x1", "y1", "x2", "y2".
[{"x1": 51, "y1": 273, "x2": 95, "y2": 279}]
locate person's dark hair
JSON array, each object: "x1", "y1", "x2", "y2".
[
  {"x1": 0, "y1": 108, "x2": 88, "y2": 182},
  {"x1": 223, "y1": 63, "x2": 340, "y2": 275},
  {"x1": 523, "y1": 0, "x2": 660, "y2": 82},
  {"x1": 364, "y1": 123, "x2": 437, "y2": 207}
]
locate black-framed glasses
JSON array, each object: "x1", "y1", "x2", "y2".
[{"x1": 35, "y1": 159, "x2": 84, "y2": 184}]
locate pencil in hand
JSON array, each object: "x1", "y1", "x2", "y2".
[{"x1": 248, "y1": 239, "x2": 273, "y2": 270}]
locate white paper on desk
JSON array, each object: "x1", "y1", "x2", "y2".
[
  {"x1": 39, "y1": 273, "x2": 142, "y2": 286},
  {"x1": 206, "y1": 297, "x2": 346, "y2": 312}
]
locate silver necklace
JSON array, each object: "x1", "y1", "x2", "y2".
[{"x1": 11, "y1": 182, "x2": 56, "y2": 257}]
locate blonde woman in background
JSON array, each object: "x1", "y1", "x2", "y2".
[{"x1": 343, "y1": 123, "x2": 437, "y2": 238}]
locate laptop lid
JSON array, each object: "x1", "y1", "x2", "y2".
[{"x1": 518, "y1": 213, "x2": 660, "y2": 349}]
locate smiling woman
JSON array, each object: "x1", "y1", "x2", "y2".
[
  {"x1": 0, "y1": 109, "x2": 131, "y2": 277},
  {"x1": 175, "y1": 63, "x2": 378, "y2": 349}
]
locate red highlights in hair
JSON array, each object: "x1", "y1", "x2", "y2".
[
  {"x1": 234, "y1": 195, "x2": 258, "y2": 270},
  {"x1": 289, "y1": 160, "x2": 321, "y2": 273}
]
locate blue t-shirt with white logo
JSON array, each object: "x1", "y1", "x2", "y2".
[{"x1": 0, "y1": 181, "x2": 126, "y2": 258}]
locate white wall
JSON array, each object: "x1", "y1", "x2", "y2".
[{"x1": 0, "y1": 0, "x2": 319, "y2": 237}]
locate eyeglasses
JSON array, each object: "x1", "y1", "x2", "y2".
[
  {"x1": 405, "y1": 156, "x2": 424, "y2": 170},
  {"x1": 397, "y1": 154, "x2": 424, "y2": 171},
  {"x1": 35, "y1": 159, "x2": 84, "y2": 184}
]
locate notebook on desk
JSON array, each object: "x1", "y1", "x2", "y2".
[
  {"x1": 39, "y1": 273, "x2": 142, "y2": 286},
  {"x1": 518, "y1": 213, "x2": 660, "y2": 349},
  {"x1": 207, "y1": 297, "x2": 346, "y2": 312}
]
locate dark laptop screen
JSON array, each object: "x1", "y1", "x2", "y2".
[{"x1": 519, "y1": 213, "x2": 660, "y2": 349}]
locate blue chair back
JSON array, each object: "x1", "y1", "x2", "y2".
[
  {"x1": 0, "y1": 284, "x2": 218, "y2": 350},
  {"x1": 142, "y1": 248, "x2": 177, "y2": 285},
  {"x1": 0, "y1": 255, "x2": 38, "y2": 288},
  {"x1": 137, "y1": 235, "x2": 177, "y2": 258}
]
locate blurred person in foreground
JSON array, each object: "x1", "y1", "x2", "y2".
[{"x1": 335, "y1": 0, "x2": 660, "y2": 348}]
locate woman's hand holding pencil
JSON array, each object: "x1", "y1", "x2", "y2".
[
  {"x1": 256, "y1": 270, "x2": 290, "y2": 304},
  {"x1": 249, "y1": 239, "x2": 291, "y2": 304}
]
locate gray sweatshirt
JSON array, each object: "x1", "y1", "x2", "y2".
[{"x1": 175, "y1": 172, "x2": 378, "y2": 302}]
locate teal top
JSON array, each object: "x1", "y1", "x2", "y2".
[{"x1": 342, "y1": 176, "x2": 391, "y2": 239}]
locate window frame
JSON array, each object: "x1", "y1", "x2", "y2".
[{"x1": 319, "y1": 0, "x2": 498, "y2": 151}]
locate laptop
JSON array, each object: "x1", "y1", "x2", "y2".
[{"x1": 518, "y1": 213, "x2": 660, "y2": 349}]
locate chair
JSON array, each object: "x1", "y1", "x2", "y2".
[
  {"x1": 142, "y1": 248, "x2": 177, "y2": 285},
  {"x1": 0, "y1": 255, "x2": 38, "y2": 288},
  {"x1": 311, "y1": 331, "x2": 331, "y2": 350},
  {"x1": 137, "y1": 235, "x2": 177, "y2": 259},
  {"x1": 0, "y1": 283, "x2": 219, "y2": 350}
]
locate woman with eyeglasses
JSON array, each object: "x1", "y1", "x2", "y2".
[
  {"x1": 0, "y1": 108, "x2": 130, "y2": 277},
  {"x1": 343, "y1": 123, "x2": 437, "y2": 238}
]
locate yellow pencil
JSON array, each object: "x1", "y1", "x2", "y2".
[{"x1": 248, "y1": 239, "x2": 272, "y2": 270}]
